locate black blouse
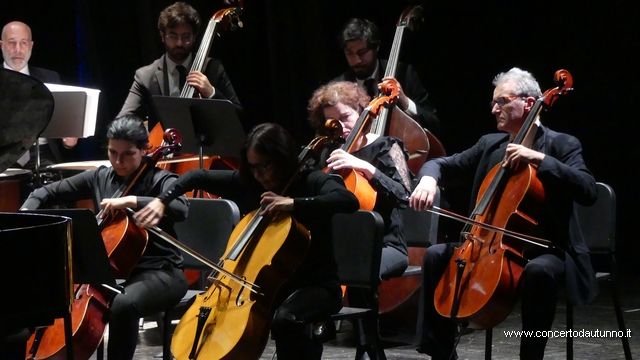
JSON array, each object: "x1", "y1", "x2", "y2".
[
  {"x1": 323, "y1": 136, "x2": 412, "y2": 255},
  {"x1": 22, "y1": 164, "x2": 190, "y2": 270},
  {"x1": 157, "y1": 168, "x2": 360, "y2": 286}
]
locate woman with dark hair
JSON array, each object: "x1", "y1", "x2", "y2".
[
  {"x1": 20, "y1": 115, "x2": 190, "y2": 360},
  {"x1": 135, "y1": 122, "x2": 360, "y2": 359}
]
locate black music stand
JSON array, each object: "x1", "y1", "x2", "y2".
[
  {"x1": 150, "y1": 96, "x2": 245, "y2": 170},
  {"x1": 23, "y1": 209, "x2": 118, "y2": 290}
]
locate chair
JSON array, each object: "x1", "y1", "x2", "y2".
[
  {"x1": 154, "y1": 198, "x2": 240, "y2": 360},
  {"x1": 567, "y1": 182, "x2": 632, "y2": 359},
  {"x1": 399, "y1": 186, "x2": 440, "y2": 277},
  {"x1": 485, "y1": 182, "x2": 632, "y2": 360},
  {"x1": 330, "y1": 210, "x2": 387, "y2": 360}
]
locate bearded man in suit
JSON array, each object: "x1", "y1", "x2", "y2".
[
  {"x1": 118, "y1": 1, "x2": 242, "y2": 130},
  {"x1": 334, "y1": 18, "x2": 440, "y2": 135}
]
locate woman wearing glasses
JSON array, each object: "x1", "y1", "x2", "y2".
[{"x1": 135, "y1": 122, "x2": 359, "y2": 360}]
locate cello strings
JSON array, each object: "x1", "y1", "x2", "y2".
[
  {"x1": 428, "y1": 206, "x2": 553, "y2": 248},
  {"x1": 123, "y1": 208, "x2": 262, "y2": 294}
]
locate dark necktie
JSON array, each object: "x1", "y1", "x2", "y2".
[
  {"x1": 363, "y1": 78, "x2": 377, "y2": 99},
  {"x1": 176, "y1": 65, "x2": 187, "y2": 91}
]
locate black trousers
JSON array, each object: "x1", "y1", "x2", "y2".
[
  {"x1": 107, "y1": 264, "x2": 188, "y2": 360},
  {"x1": 380, "y1": 245, "x2": 409, "y2": 280},
  {"x1": 416, "y1": 243, "x2": 565, "y2": 360},
  {"x1": 271, "y1": 280, "x2": 342, "y2": 360}
]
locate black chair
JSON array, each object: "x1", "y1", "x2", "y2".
[
  {"x1": 567, "y1": 182, "x2": 632, "y2": 359},
  {"x1": 154, "y1": 198, "x2": 240, "y2": 360},
  {"x1": 399, "y1": 186, "x2": 440, "y2": 277},
  {"x1": 329, "y1": 210, "x2": 386, "y2": 360},
  {"x1": 485, "y1": 182, "x2": 632, "y2": 360}
]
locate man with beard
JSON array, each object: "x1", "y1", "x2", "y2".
[
  {"x1": 118, "y1": 2, "x2": 242, "y2": 130},
  {"x1": 1, "y1": 21, "x2": 78, "y2": 169},
  {"x1": 333, "y1": 18, "x2": 440, "y2": 135}
]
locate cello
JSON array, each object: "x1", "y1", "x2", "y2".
[
  {"x1": 325, "y1": 79, "x2": 404, "y2": 211},
  {"x1": 167, "y1": 125, "x2": 345, "y2": 360},
  {"x1": 148, "y1": 1, "x2": 245, "y2": 193},
  {"x1": 433, "y1": 70, "x2": 573, "y2": 330},
  {"x1": 25, "y1": 129, "x2": 183, "y2": 360}
]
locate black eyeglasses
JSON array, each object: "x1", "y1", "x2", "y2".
[
  {"x1": 248, "y1": 161, "x2": 273, "y2": 173},
  {"x1": 490, "y1": 95, "x2": 525, "y2": 108}
]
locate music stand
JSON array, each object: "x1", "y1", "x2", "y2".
[
  {"x1": 22, "y1": 209, "x2": 119, "y2": 292},
  {"x1": 150, "y1": 96, "x2": 245, "y2": 170},
  {"x1": 34, "y1": 84, "x2": 100, "y2": 185}
]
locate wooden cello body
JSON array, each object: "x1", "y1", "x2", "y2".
[
  {"x1": 26, "y1": 129, "x2": 183, "y2": 360},
  {"x1": 435, "y1": 163, "x2": 543, "y2": 329},
  {"x1": 171, "y1": 211, "x2": 310, "y2": 359},
  {"x1": 433, "y1": 70, "x2": 574, "y2": 330}
]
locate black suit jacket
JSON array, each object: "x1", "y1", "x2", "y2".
[
  {"x1": 334, "y1": 59, "x2": 439, "y2": 134},
  {"x1": 29, "y1": 66, "x2": 61, "y2": 84},
  {"x1": 418, "y1": 125, "x2": 599, "y2": 306},
  {"x1": 118, "y1": 54, "x2": 243, "y2": 130}
]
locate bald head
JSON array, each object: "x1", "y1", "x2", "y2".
[{"x1": 1, "y1": 21, "x2": 34, "y2": 71}]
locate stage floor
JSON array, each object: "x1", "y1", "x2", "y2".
[{"x1": 92, "y1": 274, "x2": 639, "y2": 359}]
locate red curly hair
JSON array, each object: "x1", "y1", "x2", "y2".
[{"x1": 307, "y1": 81, "x2": 370, "y2": 134}]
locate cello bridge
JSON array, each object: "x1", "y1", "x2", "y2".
[{"x1": 461, "y1": 232, "x2": 485, "y2": 244}]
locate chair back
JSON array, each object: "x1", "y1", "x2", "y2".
[
  {"x1": 403, "y1": 186, "x2": 440, "y2": 247},
  {"x1": 575, "y1": 182, "x2": 616, "y2": 254},
  {"x1": 174, "y1": 198, "x2": 241, "y2": 269},
  {"x1": 332, "y1": 210, "x2": 385, "y2": 288}
]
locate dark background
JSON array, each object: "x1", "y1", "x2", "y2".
[{"x1": 3, "y1": 1, "x2": 639, "y2": 274}]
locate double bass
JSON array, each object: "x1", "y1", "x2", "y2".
[
  {"x1": 374, "y1": 5, "x2": 446, "y2": 330},
  {"x1": 370, "y1": 5, "x2": 446, "y2": 175},
  {"x1": 26, "y1": 129, "x2": 183, "y2": 360},
  {"x1": 148, "y1": 1, "x2": 245, "y2": 193},
  {"x1": 433, "y1": 70, "x2": 573, "y2": 330},
  {"x1": 167, "y1": 126, "x2": 345, "y2": 359}
]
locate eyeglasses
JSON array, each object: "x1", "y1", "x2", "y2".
[
  {"x1": 248, "y1": 161, "x2": 273, "y2": 174},
  {"x1": 165, "y1": 32, "x2": 193, "y2": 44},
  {"x1": 490, "y1": 95, "x2": 525, "y2": 108}
]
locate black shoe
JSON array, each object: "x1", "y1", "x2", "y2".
[
  {"x1": 312, "y1": 321, "x2": 337, "y2": 342},
  {"x1": 415, "y1": 338, "x2": 457, "y2": 360}
]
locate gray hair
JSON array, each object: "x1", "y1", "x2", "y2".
[{"x1": 492, "y1": 67, "x2": 542, "y2": 98}]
